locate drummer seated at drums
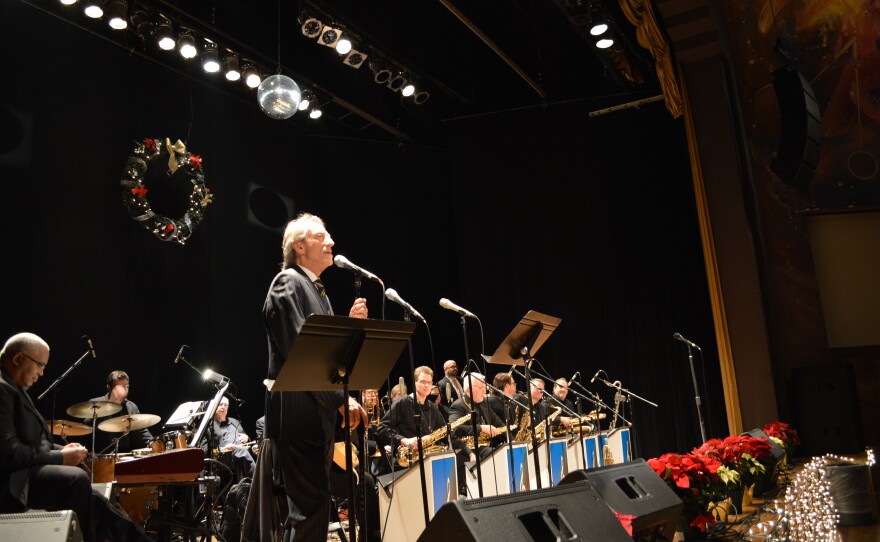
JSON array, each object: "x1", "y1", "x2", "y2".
[
  {"x1": 201, "y1": 396, "x2": 255, "y2": 482},
  {"x1": 81, "y1": 370, "x2": 153, "y2": 454}
]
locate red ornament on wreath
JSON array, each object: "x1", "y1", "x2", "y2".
[{"x1": 120, "y1": 137, "x2": 214, "y2": 245}]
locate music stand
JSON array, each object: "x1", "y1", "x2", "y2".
[
  {"x1": 486, "y1": 310, "x2": 561, "y2": 490},
  {"x1": 269, "y1": 314, "x2": 416, "y2": 542}
]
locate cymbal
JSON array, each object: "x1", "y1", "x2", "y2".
[
  {"x1": 66, "y1": 400, "x2": 122, "y2": 419},
  {"x1": 98, "y1": 413, "x2": 161, "y2": 432},
  {"x1": 46, "y1": 419, "x2": 93, "y2": 436}
]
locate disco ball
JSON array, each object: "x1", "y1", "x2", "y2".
[{"x1": 257, "y1": 74, "x2": 301, "y2": 120}]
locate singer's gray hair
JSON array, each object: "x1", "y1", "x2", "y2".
[
  {"x1": 462, "y1": 372, "x2": 486, "y2": 392},
  {"x1": 281, "y1": 212, "x2": 325, "y2": 270},
  {"x1": 0, "y1": 332, "x2": 49, "y2": 366}
]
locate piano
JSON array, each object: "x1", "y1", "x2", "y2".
[{"x1": 114, "y1": 447, "x2": 205, "y2": 484}]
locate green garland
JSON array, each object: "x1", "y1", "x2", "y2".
[{"x1": 120, "y1": 137, "x2": 213, "y2": 245}]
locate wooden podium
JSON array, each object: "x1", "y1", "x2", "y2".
[
  {"x1": 377, "y1": 451, "x2": 458, "y2": 542},
  {"x1": 463, "y1": 442, "x2": 530, "y2": 498}
]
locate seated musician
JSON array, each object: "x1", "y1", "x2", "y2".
[
  {"x1": 81, "y1": 370, "x2": 153, "y2": 454},
  {"x1": 0, "y1": 332, "x2": 152, "y2": 542},
  {"x1": 527, "y1": 378, "x2": 571, "y2": 435},
  {"x1": 449, "y1": 372, "x2": 505, "y2": 459},
  {"x1": 329, "y1": 412, "x2": 381, "y2": 542},
  {"x1": 202, "y1": 396, "x2": 255, "y2": 482},
  {"x1": 487, "y1": 372, "x2": 527, "y2": 431},
  {"x1": 376, "y1": 366, "x2": 464, "y2": 471}
]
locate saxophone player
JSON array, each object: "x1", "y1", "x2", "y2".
[{"x1": 449, "y1": 372, "x2": 506, "y2": 459}]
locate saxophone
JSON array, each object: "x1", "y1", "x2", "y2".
[
  {"x1": 516, "y1": 406, "x2": 561, "y2": 445},
  {"x1": 459, "y1": 423, "x2": 517, "y2": 450},
  {"x1": 396, "y1": 413, "x2": 472, "y2": 468}
]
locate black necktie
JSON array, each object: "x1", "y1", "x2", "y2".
[{"x1": 314, "y1": 279, "x2": 331, "y2": 313}]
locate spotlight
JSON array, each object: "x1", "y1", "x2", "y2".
[
  {"x1": 201, "y1": 41, "x2": 220, "y2": 73},
  {"x1": 413, "y1": 91, "x2": 431, "y2": 105},
  {"x1": 343, "y1": 49, "x2": 368, "y2": 69},
  {"x1": 156, "y1": 18, "x2": 175, "y2": 50},
  {"x1": 300, "y1": 16, "x2": 323, "y2": 38},
  {"x1": 335, "y1": 37, "x2": 352, "y2": 55},
  {"x1": 401, "y1": 83, "x2": 415, "y2": 97},
  {"x1": 369, "y1": 59, "x2": 393, "y2": 85},
  {"x1": 596, "y1": 31, "x2": 614, "y2": 49},
  {"x1": 107, "y1": 0, "x2": 128, "y2": 30},
  {"x1": 223, "y1": 51, "x2": 240, "y2": 81},
  {"x1": 60, "y1": 0, "x2": 78, "y2": 5},
  {"x1": 589, "y1": 2, "x2": 610, "y2": 36},
  {"x1": 130, "y1": 9, "x2": 153, "y2": 38},
  {"x1": 387, "y1": 73, "x2": 408, "y2": 92},
  {"x1": 242, "y1": 63, "x2": 261, "y2": 89},
  {"x1": 83, "y1": 0, "x2": 103, "y2": 18},
  {"x1": 309, "y1": 108, "x2": 322, "y2": 119},
  {"x1": 298, "y1": 90, "x2": 314, "y2": 111},
  {"x1": 318, "y1": 26, "x2": 342, "y2": 48},
  {"x1": 178, "y1": 31, "x2": 197, "y2": 59}
]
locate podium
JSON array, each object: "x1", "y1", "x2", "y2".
[
  {"x1": 463, "y1": 442, "x2": 529, "y2": 498},
  {"x1": 377, "y1": 451, "x2": 458, "y2": 542},
  {"x1": 527, "y1": 437, "x2": 569, "y2": 488}
]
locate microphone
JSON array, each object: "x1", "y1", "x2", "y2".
[
  {"x1": 673, "y1": 332, "x2": 701, "y2": 350},
  {"x1": 399, "y1": 376, "x2": 407, "y2": 396},
  {"x1": 445, "y1": 382, "x2": 452, "y2": 404},
  {"x1": 385, "y1": 288, "x2": 425, "y2": 322},
  {"x1": 569, "y1": 371, "x2": 580, "y2": 384},
  {"x1": 438, "y1": 298, "x2": 477, "y2": 318},
  {"x1": 334, "y1": 255, "x2": 383, "y2": 284},
  {"x1": 590, "y1": 370, "x2": 602, "y2": 384},
  {"x1": 82, "y1": 335, "x2": 96, "y2": 359},
  {"x1": 174, "y1": 345, "x2": 188, "y2": 364}
]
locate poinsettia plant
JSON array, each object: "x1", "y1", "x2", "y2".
[
  {"x1": 763, "y1": 420, "x2": 800, "y2": 453},
  {"x1": 647, "y1": 451, "x2": 728, "y2": 534},
  {"x1": 695, "y1": 435, "x2": 772, "y2": 488}
]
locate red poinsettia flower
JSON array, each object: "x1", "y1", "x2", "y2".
[
  {"x1": 163, "y1": 223, "x2": 175, "y2": 234},
  {"x1": 131, "y1": 186, "x2": 148, "y2": 198},
  {"x1": 144, "y1": 138, "x2": 156, "y2": 150},
  {"x1": 763, "y1": 421, "x2": 800, "y2": 447},
  {"x1": 189, "y1": 154, "x2": 202, "y2": 169},
  {"x1": 612, "y1": 510, "x2": 635, "y2": 536}
]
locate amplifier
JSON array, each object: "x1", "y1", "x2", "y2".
[{"x1": 0, "y1": 509, "x2": 83, "y2": 542}]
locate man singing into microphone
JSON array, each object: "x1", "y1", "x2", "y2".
[{"x1": 260, "y1": 212, "x2": 369, "y2": 542}]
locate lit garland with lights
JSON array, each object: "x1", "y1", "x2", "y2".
[{"x1": 120, "y1": 137, "x2": 213, "y2": 245}]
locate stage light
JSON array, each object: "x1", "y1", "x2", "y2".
[
  {"x1": 223, "y1": 52, "x2": 240, "y2": 81},
  {"x1": 60, "y1": 0, "x2": 77, "y2": 5},
  {"x1": 130, "y1": 9, "x2": 153, "y2": 38},
  {"x1": 178, "y1": 31, "x2": 197, "y2": 59},
  {"x1": 83, "y1": 0, "x2": 103, "y2": 18},
  {"x1": 309, "y1": 108, "x2": 322, "y2": 119},
  {"x1": 369, "y1": 59, "x2": 393, "y2": 84},
  {"x1": 596, "y1": 32, "x2": 614, "y2": 49},
  {"x1": 300, "y1": 16, "x2": 323, "y2": 39},
  {"x1": 343, "y1": 49, "x2": 368, "y2": 69},
  {"x1": 335, "y1": 37, "x2": 352, "y2": 55},
  {"x1": 242, "y1": 63, "x2": 261, "y2": 88},
  {"x1": 589, "y1": 2, "x2": 610, "y2": 36},
  {"x1": 413, "y1": 90, "x2": 431, "y2": 105},
  {"x1": 201, "y1": 40, "x2": 220, "y2": 73},
  {"x1": 156, "y1": 18, "x2": 175, "y2": 50},
  {"x1": 107, "y1": 0, "x2": 128, "y2": 30},
  {"x1": 298, "y1": 89, "x2": 314, "y2": 111},
  {"x1": 318, "y1": 25, "x2": 342, "y2": 48},
  {"x1": 387, "y1": 72, "x2": 408, "y2": 92},
  {"x1": 401, "y1": 82, "x2": 415, "y2": 97}
]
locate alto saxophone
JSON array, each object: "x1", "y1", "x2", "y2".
[
  {"x1": 396, "y1": 413, "x2": 472, "y2": 468},
  {"x1": 459, "y1": 423, "x2": 517, "y2": 450}
]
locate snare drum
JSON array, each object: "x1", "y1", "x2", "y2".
[{"x1": 84, "y1": 454, "x2": 116, "y2": 483}]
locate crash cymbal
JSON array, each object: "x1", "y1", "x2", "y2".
[
  {"x1": 46, "y1": 419, "x2": 93, "y2": 437},
  {"x1": 66, "y1": 400, "x2": 122, "y2": 419},
  {"x1": 98, "y1": 413, "x2": 161, "y2": 432}
]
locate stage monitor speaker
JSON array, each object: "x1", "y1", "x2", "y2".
[
  {"x1": 0, "y1": 510, "x2": 83, "y2": 542},
  {"x1": 560, "y1": 459, "x2": 683, "y2": 542},
  {"x1": 771, "y1": 67, "x2": 821, "y2": 191},
  {"x1": 417, "y1": 480, "x2": 632, "y2": 542},
  {"x1": 741, "y1": 429, "x2": 785, "y2": 463},
  {"x1": 791, "y1": 364, "x2": 865, "y2": 456}
]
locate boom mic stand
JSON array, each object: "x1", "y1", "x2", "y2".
[{"x1": 592, "y1": 374, "x2": 657, "y2": 461}]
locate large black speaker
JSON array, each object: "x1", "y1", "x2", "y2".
[
  {"x1": 791, "y1": 364, "x2": 865, "y2": 456},
  {"x1": 771, "y1": 67, "x2": 821, "y2": 191},
  {"x1": 0, "y1": 510, "x2": 83, "y2": 541},
  {"x1": 560, "y1": 459, "x2": 683, "y2": 542},
  {"x1": 418, "y1": 480, "x2": 632, "y2": 542}
]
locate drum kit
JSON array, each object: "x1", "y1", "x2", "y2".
[{"x1": 45, "y1": 399, "x2": 165, "y2": 484}]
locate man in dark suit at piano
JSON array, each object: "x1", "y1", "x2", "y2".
[
  {"x1": 0, "y1": 332, "x2": 152, "y2": 542},
  {"x1": 262, "y1": 212, "x2": 369, "y2": 542}
]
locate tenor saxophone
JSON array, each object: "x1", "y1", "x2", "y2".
[{"x1": 396, "y1": 413, "x2": 472, "y2": 468}]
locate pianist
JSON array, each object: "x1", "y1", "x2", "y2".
[{"x1": 0, "y1": 332, "x2": 152, "y2": 542}]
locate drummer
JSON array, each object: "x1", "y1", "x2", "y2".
[{"x1": 83, "y1": 370, "x2": 153, "y2": 454}]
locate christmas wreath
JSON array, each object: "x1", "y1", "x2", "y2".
[{"x1": 120, "y1": 137, "x2": 214, "y2": 245}]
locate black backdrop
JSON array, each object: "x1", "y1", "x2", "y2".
[{"x1": 1, "y1": 2, "x2": 727, "y2": 460}]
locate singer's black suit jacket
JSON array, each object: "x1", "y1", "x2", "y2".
[
  {"x1": 0, "y1": 368, "x2": 64, "y2": 511},
  {"x1": 262, "y1": 265, "x2": 344, "y2": 442}
]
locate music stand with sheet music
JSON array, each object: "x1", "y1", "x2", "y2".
[
  {"x1": 165, "y1": 400, "x2": 206, "y2": 429},
  {"x1": 269, "y1": 314, "x2": 416, "y2": 542},
  {"x1": 485, "y1": 310, "x2": 561, "y2": 490}
]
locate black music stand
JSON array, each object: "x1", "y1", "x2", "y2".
[
  {"x1": 485, "y1": 310, "x2": 561, "y2": 490},
  {"x1": 269, "y1": 314, "x2": 416, "y2": 542}
]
